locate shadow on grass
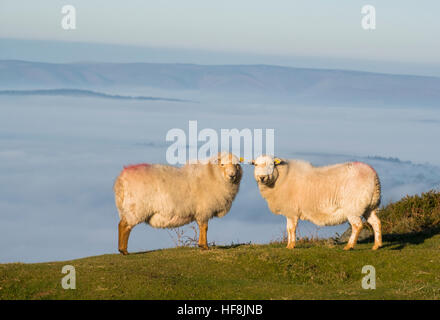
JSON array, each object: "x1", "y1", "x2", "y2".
[
  {"x1": 212, "y1": 242, "x2": 252, "y2": 250},
  {"x1": 129, "y1": 248, "x2": 168, "y2": 255},
  {"x1": 127, "y1": 243, "x2": 252, "y2": 255},
  {"x1": 358, "y1": 227, "x2": 440, "y2": 250}
]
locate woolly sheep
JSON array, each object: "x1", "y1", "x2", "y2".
[
  {"x1": 251, "y1": 155, "x2": 382, "y2": 250},
  {"x1": 114, "y1": 152, "x2": 243, "y2": 255}
]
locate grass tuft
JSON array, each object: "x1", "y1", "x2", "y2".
[{"x1": 380, "y1": 190, "x2": 440, "y2": 235}]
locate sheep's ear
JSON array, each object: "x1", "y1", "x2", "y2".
[
  {"x1": 210, "y1": 155, "x2": 220, "y2": 164},
  {"x1": 274, "y1": 158, "x2": 282, "y2": 165},
  {"x1": 215, "y1": 153, "x2": 221, "y2": 163}
]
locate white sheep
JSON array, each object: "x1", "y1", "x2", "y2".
[
  {"x1": 114, "y1": 152, "x2": 243, "y2": 255},
  {"x1": 251, "y1": 155, "x2": 382, "y2": 250}
]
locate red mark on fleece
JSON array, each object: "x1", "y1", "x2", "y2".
[
  {"x1": 123, "y1": 163, "x2": 151, "y2": 171},
  {"x1": 352, "y1": 161, "x2": 377, "y2": 174}
]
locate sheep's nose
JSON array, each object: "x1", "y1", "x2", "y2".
[
  {"x1": 259, "y1": 176, "x2": 267, "y2": 183},
  {"x1": 229, "y1": 173, "x2": 236, "y2": 179}
]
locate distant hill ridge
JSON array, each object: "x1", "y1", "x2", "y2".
[
  {"x1": 1, "y1": 60, "x2": 440, "y2": 106},
  {"x1": 0, "y1": 88, "x2": 191, "y2": 102}
]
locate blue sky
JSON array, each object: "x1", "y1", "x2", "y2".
[{"x1": 1, "y1": 1, "x2": 439, "y2": 65}]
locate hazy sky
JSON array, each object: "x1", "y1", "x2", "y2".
[{"x1": 1, "y1": 1, "x2": 439, "y2": 65}]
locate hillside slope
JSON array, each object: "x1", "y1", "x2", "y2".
[
  {"x1": 1, "y1": 235, "x2": 439, "y2": 300},
  {"x1": 2, "y1": 60, "x2": 440, "y2": 106}
]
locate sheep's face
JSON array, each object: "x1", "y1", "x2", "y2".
[
  {"x1": 215, "y1": 153, "x2": 242, "y2": 184},
  {"x1": 251, "y1": 155, "x2": 281, "y2": 186}
]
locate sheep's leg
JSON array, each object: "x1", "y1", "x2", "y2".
[
  {"x1": 286, "y1": 216, "x2": 298, "y2": 249},
  {"x1": 366, "y1": 209, "x2": 382, "y2": 250},
  {"x1": 197, "y1": 221, "x2": 209, "y2": 250},
  {"x1": 344, "y1": 216, "x2": 363, "y2": 250},
  {"x1": 118, "y1": 218, "x2": 132, "y2": 255}
]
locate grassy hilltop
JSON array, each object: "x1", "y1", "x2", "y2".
[{"x1": 1, "y1": 192, "x2": 439, "y2": 300}]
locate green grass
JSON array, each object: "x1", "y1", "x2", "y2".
[
  {"x1": 1, "y1": 234, "x2": 439, "y2": 300},
  {"x1": 2, "y1": 191, "x2": 440, "y2": 300}
]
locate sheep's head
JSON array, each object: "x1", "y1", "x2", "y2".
[
  {"x1": 250, "y1": 155, "x2": 283, "y2": 186},
  {"x1": 213, "y1": 152, "x2": 243, "y2": 184}
]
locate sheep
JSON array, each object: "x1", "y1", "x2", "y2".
[
  {"x1": 250, "y1": 155, "x2": 382, "y2": 250},
  {"x1": 114, "y1": 152, "x2": 243, "y2": 255}
]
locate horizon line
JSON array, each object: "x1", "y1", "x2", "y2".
[
  {"x1": 2, "y1": 58, "x2": 440, "y2": 80},
  {"x1": 2, "y1": 37, "x2": 440, "y2": 79}
]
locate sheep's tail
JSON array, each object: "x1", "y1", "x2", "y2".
[
  {"x1": 114, "y1": 177, "x2": 125, "y2": 217},
  {"x1": 370, "y1": 172, "x2": 381, "y2": 210}
]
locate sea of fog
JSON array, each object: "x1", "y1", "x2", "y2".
[{"x1": 1, "y1": 92, "x2": 440, "y2": 262}]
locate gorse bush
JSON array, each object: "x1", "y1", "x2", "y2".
[{"x1": 380, "y1": 190, "x2": 440, "y2": 234}]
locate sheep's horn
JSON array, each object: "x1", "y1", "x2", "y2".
[{"x1": 239, "y1": 157, "x2": 255, "y2": 165}]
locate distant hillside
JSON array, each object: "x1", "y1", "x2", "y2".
[
  {"x1": 0, "y1": 89, "x2": 191, "y2": 102},
  {"x1": 1, "y1": 60, "x2": 440, "y2": 106}
]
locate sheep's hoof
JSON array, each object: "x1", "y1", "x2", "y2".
[
  {"x1": 119, "y1": 249, "x2": 129, "y2": 255},
  {"x1": 286, "y1": 243, "x2": 295, "y2": 249},
  {"x1": 343, "y1": 245, "x2": 353, "y2": 251},
  {"x1": 198, "y1": 244, "x2": 209, "y2": 250},
  {"x1": 372, "y1": 244, "x2": 382, "y2": 250}
]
